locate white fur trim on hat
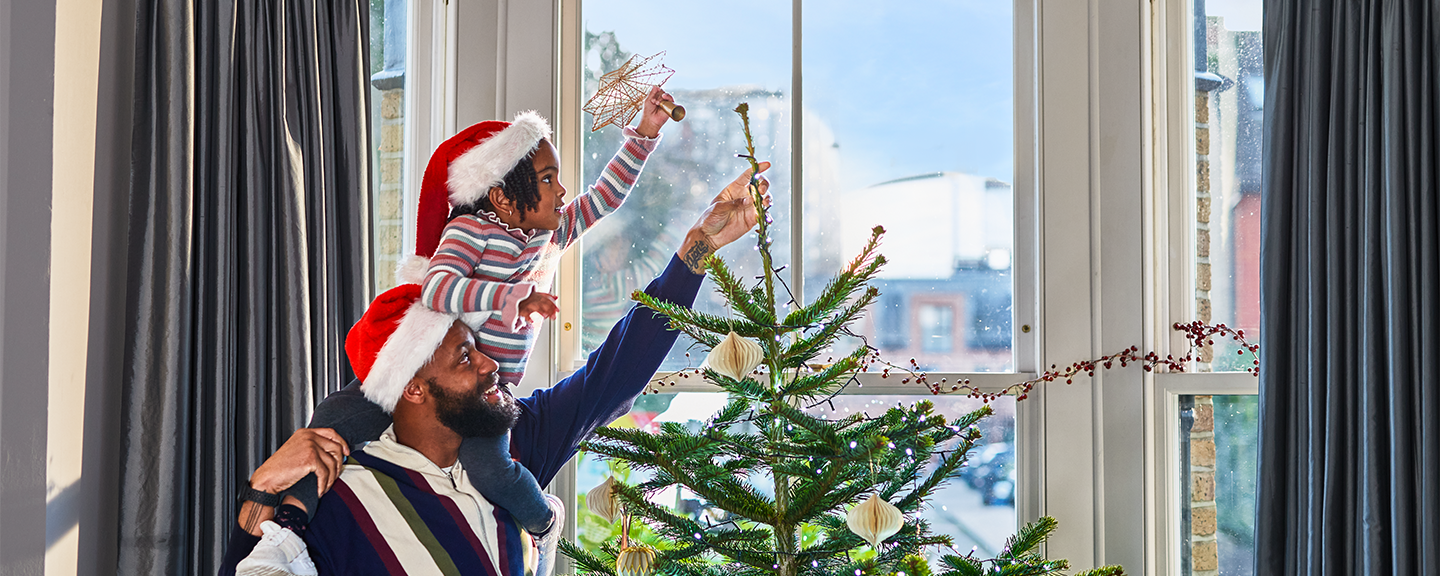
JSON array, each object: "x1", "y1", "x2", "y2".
[
  {"x1": 396, "y1": 255, "x2": 432, "y2": 285},
  {"x1": 361, "y1": 301, "x2": 457, "y2": 413},
  {"x1": 447, "y1": 111, "x2": 552, "y2": 206}
]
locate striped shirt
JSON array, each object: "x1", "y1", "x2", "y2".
[
  {"x1": 303, "y1": 428, "x2": 537, "y2": 576},
  {"x1": 422, "y1": 128, "x2": 660, "y2": 383}
]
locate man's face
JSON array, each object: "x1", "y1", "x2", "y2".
[{"x1": 418, "y1": 321, "x2": 519, "y2": 438}]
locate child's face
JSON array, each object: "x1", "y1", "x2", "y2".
[{"x1": 517, "y1": 139, "x2": 565, "y2": 231}]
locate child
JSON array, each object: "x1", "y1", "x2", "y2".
[
  {"x1": 419, "y1": 88, "x2": 672, "y2": 385},
  {"x1": 282, "y1": 88, "x2": 674, "y2": 538}
]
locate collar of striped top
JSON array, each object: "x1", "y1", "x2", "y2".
[
  {"x1": 365, "y1": 426, "x2": 468, "y2": 487},
  {"x1": 335, "y1": 427, "x2": 539, "y2": 576},
  {"x1": 476, "y1": 209, "x2": 536, "y2": 239}
]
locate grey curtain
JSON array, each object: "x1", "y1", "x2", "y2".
[
  {"x1": 119, "y1": 0, "x2": 370, "y2": 573},
  {"x1": 1257, "y1": 0, "x2": 1440, "y2": 574}
]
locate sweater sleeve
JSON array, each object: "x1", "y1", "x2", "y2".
[
  {"x1": 422, "y1": 215, "x2": 536, "y2": 325},
  {"x1": 509, "y1": 254, "x2": 703, "y2": 485},
  {"x1": 551, "y1": 128, "x2": 662, "y2": 249}
]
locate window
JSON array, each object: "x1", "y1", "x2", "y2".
[
  {"x1": 574, "y1": 2, "x2": 793, "y2": 368},
  {"x1": 918, "y1": 304, "x2": 955, "y2": 354},
  {"x1": 1154, "y1": 0, "x2": 1264, "y2": 573},
  {"x1": 568, "y1": 0, "x2": 1020, "y2": 375},
  {"x1": 1189, "y1": 0, "x2": 1263, "y2": 373},
  {"x1": 559, "y1": 1, "x2": 1029, "y2": 568},
  {"x1": 368, "y1": 0, "x2": 410, "y2": 297},
  {"x1": 1177, "y1": 395, "x2": 1257, "y2": 575},
  {"x1": 801, "y1": 3, "x2": 1016, "y2": 373}
]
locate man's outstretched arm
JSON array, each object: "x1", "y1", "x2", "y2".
[{"x1": 511, "y1": 163, "x2": 771, "y2": 484}]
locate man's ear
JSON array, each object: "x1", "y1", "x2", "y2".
[
  {"x1": 487, "y1": 186, "x2": 512, "y2": 215},
  {"x1": 400, "y1": 378, "x2": 427, "y2": 406}
]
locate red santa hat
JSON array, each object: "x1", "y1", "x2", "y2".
[
  {"x1": 346, "y1": 283, "x2": 460, "y2": 413},
  {"x1": 397, "y1": 111, "x2": 552, "y2": 284}
]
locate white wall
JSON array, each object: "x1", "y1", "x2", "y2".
[
  {"x1": 1, "y1": 0, "x2": 56, "y2": 568},
  {"x1": 1, "y1": 0, "x2": 131, "y2": 573}
]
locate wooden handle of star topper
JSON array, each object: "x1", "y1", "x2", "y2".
[{"x1": 658, "y1": 99, "x2": 685, "y2": 122}]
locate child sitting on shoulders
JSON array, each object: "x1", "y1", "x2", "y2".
[{"x1": 285, "y1": 88, "x2": 674, "y2": 539}]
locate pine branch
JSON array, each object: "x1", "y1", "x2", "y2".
[
  {"x1": 781, "y1": 226, "x2": 886, "y2": 332},
  {"x1": 710, "y1": 397, "x2": 753, "y2": 426},
  {"x1": 1073, "y1": 567, "x2": 1126, "y2": 576},
  {"x1": 632, "y1": 290, "x2": 765, "y2": 341},
  {"x1": 893, "y1": 427, "x2": 982, "y2": 511},
  {"x1": 780, "y1": 346, "x2": 869, "y2": 398},
  {"x1": 562, "y1": 539, "x2": 619, "y2": 576},
  {"x1": 781, "y1": 286, "x2": 880, "y2": 368},
  {"x1": 706, "y1": 255, "x2": 776, "y2": 325},
  {"x1": 1004, "y1": 517, "x2": 1058, "y2": 558},
  {"x1": 733, "y1": 103, "x2": 777, "y2": 314}
]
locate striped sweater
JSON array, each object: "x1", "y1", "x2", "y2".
[
  {"x1": 422, "y1": 127, "x2": 661, "y2": 384},
  {"x1": 304, "y1": 430, "x2": 538, "y2": 576}
]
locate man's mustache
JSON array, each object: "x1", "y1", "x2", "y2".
[{"x1": 474, "y1": 370, "x2": 510, "y2": 398}]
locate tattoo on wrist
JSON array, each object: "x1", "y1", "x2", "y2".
[{"x1": 683, "y1": 237, "x2": 716, "y2": 274}]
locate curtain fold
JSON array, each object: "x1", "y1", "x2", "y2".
[
  {"x1": 119, "y1": 0, "x2": 369, "y2": 573},
  {"x1": 1257, "y1": 0, "x2": 1439, "y2": 573}
]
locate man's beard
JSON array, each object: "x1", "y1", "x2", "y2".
[{"x1": 427, "y1": 374, "x2": 520, "y2": 438}]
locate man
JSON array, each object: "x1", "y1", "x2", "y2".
[{"x1": 219, "y1": 163, "x2": 771, "y2": 575}]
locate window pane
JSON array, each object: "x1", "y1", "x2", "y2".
[
  {"x1": 918, "y1": 304, "x2": 955, "y2": 353},
  {"x1": 575, "y1": 394, "x2": 1017, "y2": 558},
  {"x1": 802, "y1": 1, "x2": 1015, "y2": 372},
  {"x1": 369, "y1": 0, "x2": 408, "y2": 296},
  {"x1": 578, "y1": 1, "x2": 792, "y2": 369},
  {"x1": 1178, "y1": 394, "x2": 1258, "y2": 575},
  {"x1": 1192, "y1": 0, "x2": 1262, "y2": 371}
]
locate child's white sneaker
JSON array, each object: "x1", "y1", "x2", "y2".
[
  {"x1": 235, "y1": 521, "x2": 318, "y2": 576},
  {"x1": 533, "y1": 494, "x2": 566, "y2": 576}
]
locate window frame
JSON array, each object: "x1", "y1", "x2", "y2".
[
  {"x1": 402, "y1": 0, "x2": 460, "y2": 263},
  {"x1": 550, "y1": 0, "x2": 1042, "y2": 571},
  {"x1": 1149, "y1": 374, "x2": 1259, "y2": 575},
  {"x1": 554, "y1": 0, "x2": 1040, "y2": 384},
  {"x1": 1145, "y1": 0, "x2": 1263, "y2": 574}
]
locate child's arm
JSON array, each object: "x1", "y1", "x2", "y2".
[
  {"x1": 422, "y1": 215, "x2": 548, "y2": 330},
  {"x1": 551, "y1": 88, "x2": 673, "y2": 248}
]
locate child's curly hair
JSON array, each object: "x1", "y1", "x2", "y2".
[{"x1": 449, "y1": 151, "x2": 541, "y2": 221}]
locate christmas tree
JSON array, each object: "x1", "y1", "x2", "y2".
[{"x1": 561, "y1": 104, "x2": 1122, "y2": 576}]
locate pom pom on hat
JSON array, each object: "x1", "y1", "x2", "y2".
[
  {"x1": 406, "y1": 111, "x2": 552, "y2": 284},
  {"x1": 346, "y1": 284, "x2": 459, "y2": 413}
]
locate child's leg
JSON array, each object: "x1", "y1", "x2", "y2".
[
  {"x1": 280, "y1": 379, "x2": 394, "y2": 517},
  {"x1": 475, "y1": 317, "x2": 537, "y2": 385},
  {"x1": 458, "y1": 432, "x2": 555, "y2": 534}
]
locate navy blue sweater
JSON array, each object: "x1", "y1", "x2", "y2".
[{"x1": 219, "y1": 255, "x2": 702, "y2": 574}]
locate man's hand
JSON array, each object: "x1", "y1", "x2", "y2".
[
  {"x1": 239, "y1": 428, "x2": 349, "y2": 536},
  {"x1": 251, "y1": 428, "x2": 349, "y2": 495},
  {"x1": 678, "y1": 162, "x2": 772, "y2": 274}
]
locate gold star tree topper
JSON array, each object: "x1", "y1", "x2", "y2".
[{"x1": 584, "y1": 51, "x2": 684, "y2": 132}]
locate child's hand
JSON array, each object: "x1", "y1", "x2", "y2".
[
  {"x1": 635, "y1": 86, "x2": 674, "y2": 139},
  {"x1": 518, "y1": 292, "x2": 559, "y2": 324}
]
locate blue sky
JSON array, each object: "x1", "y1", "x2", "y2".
[
  {"x1": 1206, "y1": 0, "x2": 1261, "y2": 31},
  {"x1": 585, "y1": 0, "x2": 1015, "y2": 189}
]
